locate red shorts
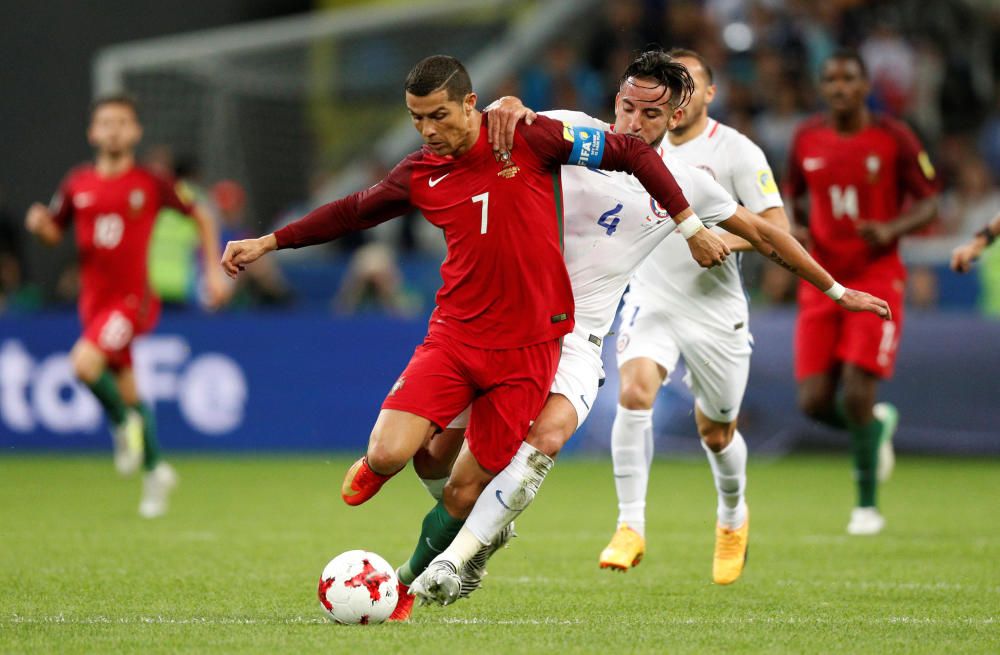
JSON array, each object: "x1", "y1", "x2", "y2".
[
  {"x1": 794, "y1": 275, "x2": 904, "y2": 380},
  {"x1": 381, "y1": 330, "x2": 561, "y2": 473},
  {"x1": 81, "y1": 298, "x2": 160, "y2": 370}
]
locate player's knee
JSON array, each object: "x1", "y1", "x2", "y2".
[
  {"x1": 797, "y1": 389, "x2": 832, "y2": 422},
  {"x1": 618, "y1": 380, "x2": 656, "y2": 411},
  {"x1": 412, "y1": 447, "x2": 442, "y2": 479},
  {"x1": 70, "y1": 348, "x2": 99, "y2": 384},
  {"x1": 442, "y1": 480, "x2": 478, "y2": 519},
  {"x1": 526, "y1": 423, "x2": 569, "y2": 459},
  {"x1": 699, "y1": 422, "x2": 735, "y2": 452},
  {"x1": 365, "y1": 440, "x2": 410, "y2": 476}
]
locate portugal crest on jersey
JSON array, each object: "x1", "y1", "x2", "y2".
[
  {"x1": 866, "y1": 154, "x2": 881, "y2": 183},
  {"x1": 129, "y1": 189, "x2": 146, "y2": 214},
  {"x1": 495, "y1": 150, "x2": 520, "y2": 179}
]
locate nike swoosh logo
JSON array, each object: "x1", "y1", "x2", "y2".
[
  {"x1": 425, "y1": 537, "x2": 442, "y2": 553},
  {"x1": 495, "y1": 490, "x2": 527, "y2": 512},
  {"x1": 428, "y1": 173, "x2": 450, "y2": 187}
]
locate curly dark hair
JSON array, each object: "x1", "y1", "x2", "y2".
[{"x1": 619, "y1": 48, "x2": 695, "y2": 110}]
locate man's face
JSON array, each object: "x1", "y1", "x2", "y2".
[
  {"x1": 406, "y1": 88, "x2": 477, "y2": 156},
  {"x1": 88, "y1": 103, "x2": 142, "y2": 156},
  {"x1": 671, "y1": 56, "x2": 715, "y2": 133},
  {"x1": 820, "y1": 58, "x2": 869, "y2": 116},
  {"x1": 613, "y1": 76, "x2": 679, "y2": 147}
]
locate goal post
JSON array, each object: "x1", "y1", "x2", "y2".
[{"x1": 92, "y1": 0, "x2": 601, "y2": 229}]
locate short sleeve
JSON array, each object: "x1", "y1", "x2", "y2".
[
  {"x1": 680, "y1": 163, "x2": 738, "y2": 228},
  {"x1": 730, "y1": 135, "x2": 784, "y2": 213},
  {"x1": 783, "y1": 127, "x2": 807, "y2": 203},
  {"x1": 890, "y1": 122, "x2": 938, "y2": 201},
  {"x1": 156, "y1": 174, "x2": 196, "y2": 215}
]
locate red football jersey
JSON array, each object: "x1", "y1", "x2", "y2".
[
  {"x1": 785, "y1": 114, "x2": 938, "y2": 280},
  {"x1": 51, "y1": 164, "x2": 194, "y2": 321},
  {"x1": 276, "y1": 113, "x2": 692, "y2": 349}
]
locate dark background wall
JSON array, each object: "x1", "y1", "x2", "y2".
[{"x1": 0, "y1": 0, "x2": 309, "y2": 222}]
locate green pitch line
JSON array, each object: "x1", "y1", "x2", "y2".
[{"x1": 0, "y1": 455, "x2": 997, "y2": 654}]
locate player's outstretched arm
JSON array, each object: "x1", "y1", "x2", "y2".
[
  {"x1": 720, "y1": 206, "x2": 790, "y2": 252},
  {"x1": 720, "y1": 205, "x2": 891, "y2": 319},
  {"x1": 24, "y1": 203, "x2": 63, "y2": 246},
  {"x1": 596, "y1": 130, "x2": 731, "y2": 268},
  {"x1": 951, "y1": 213, "x2": 1000, "y2": 273},
  {"x1": 528, "y1": 115, "x2": 732, "y2": 268},
  {"x1": 190, "y1": 204, "x2": 229, "y2": 308},
  {"x1": 221, "y1": 234, "x2": 277, "y2": 279}
]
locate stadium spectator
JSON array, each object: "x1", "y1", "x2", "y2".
[
  {"x1": 333, "y1": 241, "x2": 419, "y2": 317},
  {"x1": 0, "y1": 185, "x2": 30, "y2": 312},
  {"x1": 213, "y1": 179, "x2": 291, "y2": 307},
  {"x1": 145, "y1": 147, "x2": 205, "y2": 308},
  {"x1": 520, "y1": 41, "x2": 604, "y2": 116}
]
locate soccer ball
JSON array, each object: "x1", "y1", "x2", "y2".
[{"x1": 317, "y1": 550, "x2": 398, "y2": 624}]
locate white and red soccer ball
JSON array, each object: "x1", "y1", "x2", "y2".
[{"x1": 317, "y1": 550, "x2": 398, "y2": 624}]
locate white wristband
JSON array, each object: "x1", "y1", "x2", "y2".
[
  {"x1": 678, "y1": 215, "x2": 704, "y2": 240},
  {"x1": 824, "y1": 282, "x2": 846, "y2": 300}
]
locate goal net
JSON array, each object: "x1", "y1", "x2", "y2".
[{"x1": 93, "y1": 0, "x2": 599, "y2": 229}]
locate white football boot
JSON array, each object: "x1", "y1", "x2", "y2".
[
  {"x1": 139, "y1": 462, "x2": 178, "y2": 519},
  {"x1": 847, "y1": 507, "x2": 885, "y2": 536},
  {"x1": 112, "y1": 410, "x2": 144, "y2": 476},
  {"x1": 410, "y1": 560, "x2": 462, "y2": 606}
]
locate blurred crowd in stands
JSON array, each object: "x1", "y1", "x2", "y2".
[{"x1": 3, "y1": 0, "x2": 999, "y2": 316}]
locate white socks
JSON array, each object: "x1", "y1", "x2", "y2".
[
  {"x1": 611, "y1": 405, "x2": 654, "y2": 538},
  {"x1": 436, "y1": 441, "x2": 554, "y2": 570},
  {"x1": 419, "y1": 476, "x2": 447, "y2": 502},
  {"x1": 702, "y1": 430, "x2": 748, "y2": 529}
]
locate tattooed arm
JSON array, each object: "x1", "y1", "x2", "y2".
[{"x1": 718, "y1": 205, "x2": 891, "y2": 318}]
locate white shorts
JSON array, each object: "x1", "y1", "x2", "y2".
[
  {"x1": 448, "y1": 330, "x2": 605, "y2": 430},
  {"x1": 615, "y1": 292, "x2": 753, "y2": 423}
]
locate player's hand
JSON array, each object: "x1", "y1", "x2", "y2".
[
  {"x1": 25, "y1": 202, "x2": 52, "y2": 234},
  {"x1": 837, "y1": 288, "x2": 892, "y2": 320},
  {"x1": 950, "y1": 239, "x2": 986, "y2": 274},
  {"x1": 221, "y1": 234, "x2": 277, "y2": 279},
  {"x1": 856, "y1": 221, "x2": 897, "y2": 248},
  {"x1": 203, "y1": 270, "x2": 231, "y2": 310},
  {"x1": 486, "y1": 96, "x2": 535, "y2": 154},
  {"x1": 685, "y1": 228, "x2": 731, "y2": 268}
]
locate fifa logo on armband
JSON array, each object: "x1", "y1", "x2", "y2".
[{"x1": 495, "y1": 150, "x2": 520, "y2": 179}]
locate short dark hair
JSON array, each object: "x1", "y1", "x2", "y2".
[
  {"x1": 404, "y1": 55, "x2": 473, "y2": 102},
  {"x1": 620, "y1": 48, "x2": 695, "y2": 110},
  {"x1": 824, "y1": 48, "x2": 868, "y2": 78},
  {"x1": 666, "y1": 48, "x2": 714, "y2": 85},
  {"x1": 90, "y1": 93, "x2": 140, "y2": 120}
]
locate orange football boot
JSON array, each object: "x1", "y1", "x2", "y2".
[
  {"x1": 341, "y1": 457, "x2": 396, "y2": 506},
  {"x1": 388, "y1": 581, "x2": 414, "y2": 622}
]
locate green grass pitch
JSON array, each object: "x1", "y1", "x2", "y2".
[{"x1": 1, "y1": 454, "x2": 997, "y2": 653}]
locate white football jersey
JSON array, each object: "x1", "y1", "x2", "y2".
[
  {"x1": 630, "y1": 118, "x2": 784, "y2": 328},
  {"x1": 542, "y1": 110, "x2": 738, "y2": 343}
]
